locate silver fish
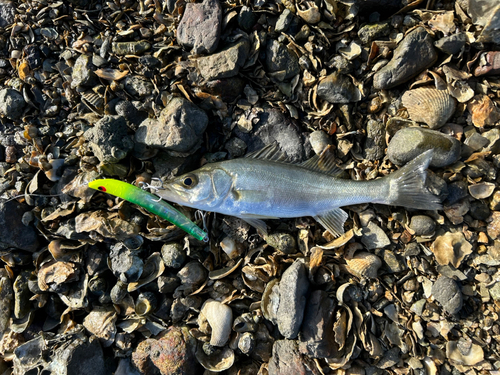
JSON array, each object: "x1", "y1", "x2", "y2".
[{"x1": 155, "y1": 144, "x2": 442, "y2": 236}]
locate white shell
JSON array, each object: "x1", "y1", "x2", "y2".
[
  {"x1": 198, "y1": 299, "x2": 233, "y2": 347},
  {"x1": 402, "y1": 88, "x2": 456, "y2": 129},
  {"x1": 468, "y1": 182, "x2": 495, "y2": 199}
]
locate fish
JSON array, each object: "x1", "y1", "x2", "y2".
[
  {"x1": 88, "y1": 179, "x2": 208, "y2": 242},
  {"x1": 154, "y1": 143, "x2": 442, "y2": 237}
]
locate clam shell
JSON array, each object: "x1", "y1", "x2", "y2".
[
  {"x1": 345, "y1": 252, "x2": 382, "y2": 279},
  {"x1": 468, "y1": 182, "x2": 495, "y2": 199},
  {"x1": 402, "y1": 88, "x2": 456, "y2": 129},
  {"x1": 198, "y1": 300, "x2": 233, "y2": 347}
]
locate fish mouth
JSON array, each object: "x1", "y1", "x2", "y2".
[{"x1": 155, "y1": 184, "x2": 185, "y2": 203}]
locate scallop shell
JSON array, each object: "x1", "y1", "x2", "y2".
[
  {"x1": 345, "y1": 252, "x2": 382, "y2": 278},
  {"x1": 402, "y1": 88, "x2": 456, "y2": 129},
  {"x1": 198, "y1": 300, "x2": 233, "y2": 347},
  {"x1": 468, "y1": 182, "x2": 495, "y2": 199}
]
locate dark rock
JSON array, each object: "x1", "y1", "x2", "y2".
[
  {"x1": 225, "y1": 137, "x2": 247, "y2": 158},
  {"x1": 357, "y1": 0, "x2": 402, "y2": 13},
  {"x1": 197, "y1": 39, "x2": 250, "y2": 80},
  {"x1": 275, "y1": 9, "x2": 294, "y2": 32},
  {"x1": 470, "y1": 201, "x2": 490, "y2": 221},
  {"x1": 112, "y1": 41, "x2": 151, "y2": 55},
  {"x1": 377, "y1": 347, "x2": 401, "y2": 369},
  {"x1": 0, "y1": 201, "x2": 38, "y2": 252},
  {"x1": 358, "y1": 22, "x2": 391, "y2": 44},
  {"x1": 0, "y1": 1, "x2": 15, "y2": 28},
  {"x1": 123, "y1": 76, "x2": 154, "y2": 98},
  {"x1": 204, "y1": 77, "x2": 246, "y2": 102},
  {"x1": 84, "y1": 115, "x2": 134, "y2": 164},
  {"x1": 434, "y1": 33, "x2": 467, "y2": 55},
  {"x1": 23, "y1": 44, "x2": 42, "y2": 70},
  {"x1": 446, "y1": 180, "x2": 468, "y2": 205},
  {"x1": 432, "y1": 276, "x2": 463, "y2": 314},
  {"x1": 298, "y1": 290, "x2": 335, "y2": 358},
  {"x1": 277, "y1": 259, "x2": 309, "y2": 339},
  {"x1": 161, "y1": 243, "x2": 186, "y2": 269},
  {"x1": 317, "y1": 71, "x2": 361, "y2": 103},
  {"x1": 177, "y1": 0, "x2": 222, "y2": 54},
  {"x1": 157, "y1": 275, "x2": 180, "y2": 294},
  {"x1": 268, "y1": 340, "x2": 320, "y2": 375},
  {"x1": 387, "y1": 127, "x2": 461, "y2": 167},
  {"x1": 364, "y1": 119, "x2": 386, "y2": 160},
  {"x1": 403, "y1": 242, "x2": 421, "y2": 257},
  {"x1": 265, "y1": 39, "x2": 300, "y2": 80},
  {"x1": 139, "y1": 55, "x2": 161, "y2": 70},
  {"x1": 115, "y1": 100, "x2": 147, "y2": 129},
  {"x1": 71, "y1": 54, "x2": 97, "y2": 88},
  {"x1": 109, "y1": 246, "x2": 143, "y2": 283},
  {"x1": 410, "y1": 215, "x2": 436, "y2": 236},
  {"x1": 55, "y1": 337, "x2": 106, "y2": 375},
  {"x1": 135, "y1": 97, "x2": 208, "y2": 154},
  {"x1": 327, "y1": 55, "x2": 352, "y2": 74},
  {"x1": 0, "y1": 88, "x2": 26, "y2": 120},
  {"x1": 238, "y1": 6, "x2": 257, "y2": 31},
  {"x1": 373, "y1": 27, "x2": 438, "y2": 89}
]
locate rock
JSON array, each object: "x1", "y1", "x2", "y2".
[
  {"x1": 115, "y1": 100, "x2": 147, "y2": 128},
  {"x1": 238, "y1": 6, "x2": 257, "y2": 31},
  {"x1": 364, "y1": 119, "x2": 386, "y2": 160},
  {"x1": 177, "y1": 261, "x2": 207, "y2": 287},
  {"x1": 298, "y1": 290, "x2": 335, "y2": 358},
  {"x1": 84, "y1": 115, "x2": 134, "y2": 164},
  {"x1": 268, "y1": 340, "x2": 320, "y2": 375},
  {"x1": 112, "y1": 41, "x2": 151, "y2": 55},
  {"x1": 177, "y1": 0, "x2": 222, "y2": 54},
  {"x1": 490, "y1": 191, "x2": 500, "y2": 211},
  {"x1": 444, "y1": 199, "x2": 470, "y2": 225},
  {"x1": 377, "y1": 347, "x2": 401, "y2": 369},
  {"x1": 387, "y1": 127, "x2": 461, "y2": 167},
  {"x1": 0, "y1": 201, "x2": 38, "y2": 252},
  {"x1": 489, "y1": 282, "x2": 500, "y2": 301},
  {"x1": 203, "y1": 77, "x2": 246, "y2": 102},
  {"x1": 197, "y1": 39, "x2": 249, "y2": 80},
  {"x1": 470, "y1": 201, "x2": 490, "y2": 221},
  {"x1": 109, "y1": 246, "x2": 143, "y2": 283},
  {"x1": 123, "y1": 76, "x2": 154, "y2": 98},
  {"x1": 275, "y1": 9, "x2": 294, "y2": 32},
  {"x1": 265, "y1": 39, "x2": 300, "y2": 80},
  {"x1": 71, "y1": 54, "x2": 97, "y2": 88},
  {"x1": 356, "y1": 0, "x2": 402, "y2": 13},
  {"x1": 488, "y1": 211, "x2": 500, "y2": 240},
  {"x1": 161, "y1": 243, "x2": 186, "y2": 269},
  {"x1": 308, "y1": 130, "x2": 331, "y2": 155},
  {"x1": 358, "y1": 22, "x2": 391, "y2": 44},
  {"x1": 0, "y1": 1, "x2": 15, "y2": 28},
  {"x1": 425, "y1": 170, "x2": 448, "y2": 202},
  {"x1": 373, "y1": 27, "x2": 437, "y2": 90},
  {"x1": 135, "y1": 97, "x2": 208, "y2": 154},
  {"x1": 434, "y1": 33, "x2": 467, "y2": 55},
  {"x1": 51, "y1": 337, "x2": 106, "y2": 375},
  {"x1": 277, "y1": 259, "x2": 309, "y2": 339},
  {"x1": 23, "y1": 44, "x2": 42, "y2": 70},
  {"x1": 225, "y1": 137, "x2": 247, "y2": 158},
  {"x1": 265, "y1": 232, "x2": 296, "y2": 254},
  {"x1": 328, "y1": 55, "x2": 353, "y2": 74},
  {"x1": 361, "y1": 221, "x2": 391, "y2": 249},
  {"x1": 446, "y1": 180, "x2": 468, "y2": 205},
  {"x1": 0, "y1": 88, "x2": 26, "y2": 120},
  {"x1": 380, "y1": 249, "x2": 405, "y2": 273},
  {"x1": 410, "y1": 215, "x2": 436, "y2": 236},
  {"x1": 474, "y1": 51, "x2": 500, "y2": 77},
  {"x1": 317, "y1": 71, "x2": 361, "y2": 103},
  {"x1": 432, "y1": 276, "x2": 463, "y2": 314}
]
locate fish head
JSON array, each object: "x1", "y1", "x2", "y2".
[{"x1": 160, "y1": 166, "x2": 233, "y2": 209}]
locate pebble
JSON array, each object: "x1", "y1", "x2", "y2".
[
  {"x1": 464, "y1": 132, "x2": 489, "y2": 151},
  {"x1": 265, "y1": 39, "x2": 300, "y2": 80},
  {"x1": 158, "y1": 275, "x2": 180, "y2": 294},
  {"x1": 380, "y1": 249, "x2": 405, "y2": 273},
  {"x1": 387, "y1": 127, "x2": 461, "y2": 167},
  {"x1": 112, "y1": 41, "x2": 151, "y2": 55},
  {"x1": 317, "y1": 71, "x2": 361, "y2": 103},
  {"x1": 277, "y1": 259, "x2": 309, "y2": 339},
  {"x1": 377, "y1": 347, "x2": 401, "y2": 369},
  {"x1": 225, "y1": 137, "x2": 247, "y2": 158},
  {"x1": 0, "y1": 1, "x2": 15, "y2": 28},
  {"x1": 109, "y1": 246, "x2": 143, "y2": 283},
  {"x1": 0, "y1": 88, "x2": 26, "y2": 120},
  {"x1": 123, "y1": 76, "x2": 154, "y2": 98},
  {"x1": 308, "y1": 130, "x2": 331, "y2": 155},
  {"x1": 135, "y1": 97, "x2": 208, "y2": 154},
  {"x1": 446, "y1": 181, "x2": 468, "y2": 205},
  {"x1": 0, "y1": 201, "x2": 39, "y2": 252},
  {"x1": 275, "y1": 9, "x2": 294, "y2": 32},
  {"x1": 161, "y1": 243, "x2": 187, "y2": 269},
  {"x1": 177, "y1": 0, "x2": 222, "y2": 54},
  {"x1": 361, "y1": 221, "x2": 391, "y2": 249},
  {"x1": 373, "y1": 27, "x2": 438, "y2": 89},
  {"x1": 197, "y1": 39, "x2": 250, "y2": 80},
  {"x1": 434, "y1": 33, "x2": 467, "y2": 55},
  {"x1": 432, "y1": 276, "x2": 463, "y2": 314},
  {"x1": 268, "y1": 340, "x2": 319, "y2": 375},
  {"x1": 71, "y1": 54, "x2": 97, "y2": 88},
  {"x1": 444, "y1": 199, "x2": 470, "y2": 225},
  {"x1": 177, "y1": 261, "x2": 207, "y2": 287},
  {"x1": 410, "y1": 215, "x2": 436, "y2": 236},
  {"x1": 115, "y1": 100, "x2": 147, "y2": 128},
  {"x1": 298, "y1": 290, "x2": 335, "y2": 358},
  {"x1": 364, "y1": 119, "x2": 386, "y2": 161},
  {"x1": 488, "y1": 211, "x2": 500, "y2": 240},
  {"x1": 84, "y1": 115, "x2": 134, "y2": 164},
  {"x1": 488, "y1": 282, "x2": 500, "y2": 301},
  {"x1": 358, "y1": 22, "x2": 391, "y2": 44},
  {"x1": 470, "y1": 201, "x2": 490, "y2": 221}
]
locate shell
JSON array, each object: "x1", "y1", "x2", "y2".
[
  {"x1": 345, "y1": 252, "x2": 382, "y2": 279},
  {"x1": 198, "y1": 299, "x2": 233, "y2": 347},
  {"x1": 135, "y1": 292, "x2": 157, "y2": 316},
  {"x1": 430, "y1": 232, "x2": 472, "y2": 268},
  {"x1": 195, "y1": 345, "x2": 235, "y2": 372},
  {"x1": 127, "y1": 252, "x2": 165, "y2": 292},
  {"x1": 402, "y1": 88, "x2": 456, "y2": 129},
  {"x1": 446, "y1": 340, "x2": 484, "y2": 366},
  {"x1": 296, "y1": 0, "x2": 321, "y2": 24},
  {"x1": 468, "y1": 182, "x2": 496, "y2": 199}
]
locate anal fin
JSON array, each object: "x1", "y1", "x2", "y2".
[{"x1": 314, "y1": 208, "x2": 348, "y2": 237}]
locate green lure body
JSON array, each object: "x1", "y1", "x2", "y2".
[{"x1": 88, "y1": 179, "x2": 208, "y2": 242}]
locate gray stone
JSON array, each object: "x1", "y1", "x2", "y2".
[
  {"x1": 161, "y1": 243, "x2": 186, "y2": 269},
  {"x1": 275, "y1": 9, "x2": 293, "y2": 32},
  {"x1": 0, "y1": 201, "x2": 38, "y2": 252},
  {"x1": 197, "y1": 39, "x2": 249, "y2": 80},
  {"x1": 52, "y1": 337, "x2": 106, "y2": 375},
  {"x1": 309, "y1": 130, "x2": 331, "y2": 155},
  {"x1": 409, "y1": 215, "x2": 436, "y2": 236},
  {"x1": 317, "y1": 71, "x2": 361, "y2": 103},
  {"x1": 84, "y1": 115, "x2": 134, "y2": 164},
  {"x1": 238, "y1": 6, "x2": 257, "y2": 31},
  {"x1": 265, "y1": 39, "x2": 300, "y2": 80},
  {"x1": 364, "y1": 119, "x2": 386, "y2": 160},
  {"x1": 268, "y1": 340, "x2": 320, "y2": 375},
  {"x1": 109, "y1": 247, "x2": 143, "y2": 283},
  {"x1": 112, "y1": 41, "x2": 151, "y2": 55},
  {"x1": 23, "y1": 44, "x2": 42, "y2": 70},
  {"x1": 470, "y1": 201, "x2": 490, "y2": 221},
  {"x1": 0, "y1": 88, "x2": 26, "y2": 120},
  {"x1": 328, "y1": 55, "x2": 352, "y2": 74},
  {"x1": 446, "y1": 180, "x2": 468, "y2": 205},
  {"x1": 277, "y1": 259, "x2": 309, "y2": 339},
  {"x1": 380, "y1": 250, "x2": 405, "y2": 273},
  {"x1": 115, "y1": 100, "x2": 147, "y2": 129},
  {"x1": 225, "y1": 137, "x2": 247, "y2": 158},
  {"x1": 177, "y1": 0, "x2": 222, "y2": 54},
  {"x1": 387, "y1": 127, "x2": 461, "y2": 167},
  {"x1": 361, "y1": 221, "x2": 391, "y2": 249},
  {"x1": 71, "y1": 54, "x2": 96, "y2": 88},
  {"x1": 123, "y1": 76, "x2": 154, "y2": 98},
  {"x1": 298, "y1": 290, "x2": 335, "y2": 358},
  {"x1": 358, "y1": 22, "x2": 391, "y2": 44},
  {"x1": 434, "y1": 33, "x2": 467, "y2": 55},
  {"x1": 135, "y1": 97, "x2": 208, "y2": 154},
  {"x1": 373, "y1": 27, "x2": 438, "y2": 90},
  {"x1": 0, "y1": 1, "x2": 15, "y2": 28},
  {"x1": 177, "y1": 261, "x2": 207, "y2": 286},
  {"x1": 432, "y1": 276, "x2": 463, "y2": 314}
]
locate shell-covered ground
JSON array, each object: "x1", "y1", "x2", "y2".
[{"x1": 0, "y1": 0, "x2": 500, "y2": 374}]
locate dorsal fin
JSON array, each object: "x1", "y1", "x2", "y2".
[
  {"x1": 244, "y1": 142, "x2": 289, "y2": 162},
  {"x1": 300, "y1": 146, "x2": 344, "y2": 177}
]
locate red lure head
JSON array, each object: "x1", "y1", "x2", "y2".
[{"x1": 98, "y1": 186, "x2": 107, "y2": 192}]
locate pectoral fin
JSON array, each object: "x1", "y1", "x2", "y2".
[
  {"x1": 314, "y1": 208, "x2": 348, "y2": 237},
  {"x1": 238, "y1": 217, "x2": 268, "y2": 236}
]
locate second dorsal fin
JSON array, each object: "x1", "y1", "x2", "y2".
[
  {"x1": 300, "y1": 146, "x2": 344, "y2": 177},
  {"x1": 244, "y1": 142, "x2": 290, "y2": 162}
]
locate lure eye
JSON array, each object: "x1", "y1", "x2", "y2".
[
  {"x1": 98, "y1": 186, "x2": 106, "y2": 192},
  {"x1": 182, "y1": 174, "x2": 197, "y2": 188}
]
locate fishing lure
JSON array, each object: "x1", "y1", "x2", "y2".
[{"x1": 88, "y1": 179, "x2": 208, "y2": 242}]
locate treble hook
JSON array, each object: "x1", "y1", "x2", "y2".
[
  {"x1": 138, "y1": 178, "x2": 164, "y2": 202},
  {"x1": 195, "y1": 210, "x2": 209, "y2": 238}
]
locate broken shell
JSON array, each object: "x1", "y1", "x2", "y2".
[
  {"x1": 468, "y1": 182, "x2": 496, "y2": 199},
  {"x1": 220, "y1": 237, "x2": 241, "y2": 259},
  {"x1": 402, "y1": 88, "x2": 456, "y2": 129},
  {"x1": 297, "y1": 0, "x2": 321, "y2": 24},
  {"x1": 430, "y1": 232, "x2": 473, "y2": 268},
  {"x1": 261, "y1": 278, "x2": 279, "y2": 324},
  {"x1": 135, "y1": 292, "x2": 157, "y2": 316},
  {"x1": 48, "y1": 239, "x2": 86, "y2": 261},
  {"x1": 198, "y1": 300, "x2": 233, "y2": 347},
  {"x1": 195, "y1": 345, "x2": 235, "y2": 372},
  {"x1": 83, "y1": 306, "x2": 117, "y2": 347},
  {"x1": 127, "y1": 252, "x2": 165, "y2": 292},
  {"x1": 94, "y1": 68, "x2": 128, "y2": 81},
  {"x1": 345, "y1": 252, "x2": 382, "y2": 278},
  {"x1": 446, "y1": 339, "x2": 484, "y2": 366},
  {"x1": 232, "y1": 313, "x2": 257, "y2": 333},
  {"x1": 13, "y1": 271, "x2": 32, "y2": 320}
]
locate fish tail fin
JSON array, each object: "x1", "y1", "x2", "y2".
[{"x1": 385, "y1": 150, "x2": 442, "y2": 210}]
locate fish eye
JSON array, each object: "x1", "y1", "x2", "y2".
[
  {"x1": 182, "y1": 174, "x2": 197, "y2": 188},
  {"x1": 98, "y1": 186, "x2": 106, "y2": 192}
]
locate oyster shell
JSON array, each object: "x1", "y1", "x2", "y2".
[
  {"x1": 345, "y1": 252, "x2": 382, "y2": 278},
  {"x1": 402, "y1": 88, "x2": 456, "y2": 129},
  {"x1": 195, "y1": 344, "x2": 235, "y2": 372},
  {"x1": 468, "y1": 182, "x2": 495, "y2": 199}
]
